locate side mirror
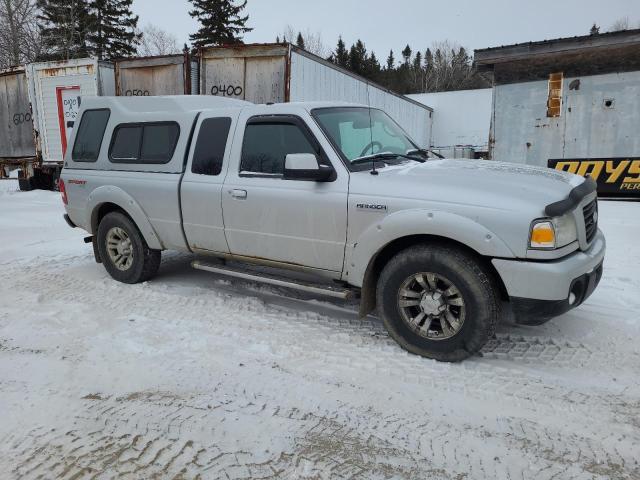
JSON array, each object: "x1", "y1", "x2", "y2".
[{"x1": 283, "y1": 153, "x2": 333, "y2": 182}]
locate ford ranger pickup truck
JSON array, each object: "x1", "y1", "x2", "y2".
[{"x1": 60, "y1": 96, "x2": 605, "y2": 362}]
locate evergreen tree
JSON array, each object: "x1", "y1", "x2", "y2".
[
  {"x1": 333, "y1": 36, "x2": 348, "y2": 67},
  {"x1": 189, "y1": 0, "x2": 252, "y2": 48},
  {"x1": 296, "y1": 31, "x2": 305, "y2": 49},
  {"x1": 385, "y1": 50, "x2": 395, "y2": 70},
  {"x1": 401, "y1": 44, "x2": 412, "y2": 65},
  {"x1": 87, "y1": 0, "x2": 140, "y2": 59},
  {"x1": 590, "y1": 23, "x2": 600, "y2": 35},
  {"x1": 348, "y1": 39, "x2": 367, "y2": 75},
  {"x1": 37, "y1": 0, "x2": 91, "y2": 60}
]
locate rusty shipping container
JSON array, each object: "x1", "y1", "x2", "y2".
[
  {"x1": 199, "y1": 44, "x2": 433, "y2": 146},
  {"x1": 114, "y1": 54, "x2": 192, "y2": 96},
  {"x1": 0, "y1": 66, "x2": 37, "y2": 173},
  {"x1": 12, "y1": 58, "x2": 115, "y2": 189}
]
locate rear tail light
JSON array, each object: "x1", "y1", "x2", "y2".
[{"x1": 59, "y1": 178, "x2": 68, "y2": 205}]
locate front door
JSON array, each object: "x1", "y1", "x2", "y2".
[{"x1": 222, "y1": 113, "x2": 349, "y2": 272}]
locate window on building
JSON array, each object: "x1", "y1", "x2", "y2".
[
  {"x1": 191, "y1": 117, "x2": 232, "y2": 176},
  {"x1": 547, "y1": 72, "x2": 563, "y2": 117},
  {"x1": 72, "y1": 109, "x2": 110, "y2": 162},
  {"x1": 240, "y1": 121, "x2": 318, "y2": 175},
  {"x1": 109, "y1": 122, "x2": 180, "y2": 164}
]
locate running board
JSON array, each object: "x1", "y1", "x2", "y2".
[{"x1": 191, "y1": 260, "x2": 354, "y2": 300}]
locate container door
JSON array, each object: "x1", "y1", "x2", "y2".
[
  {"x1": 204, "y1": 55, "x2": 286, "y2": 103},
  {"x1": 0, "y1": 72, "x2": 36, "y2": 158}
]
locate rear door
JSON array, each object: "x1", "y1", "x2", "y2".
[
  {"x1": 221, "y1": 108, "x2": 349, "y2": 272},
  {"x1": 181, "y1": 108, "x2": 240, "y2": 253}
]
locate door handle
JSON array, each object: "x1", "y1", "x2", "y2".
[{"x1": 229, "y1": 189, "x2": 247, "y2": 199}]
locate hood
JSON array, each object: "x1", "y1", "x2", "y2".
[{"x1": 349, "y1": 159, "x2": 584, "y2": 216}]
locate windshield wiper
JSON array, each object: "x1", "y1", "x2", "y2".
[
  {"x1": 407, "y1": 148, "x2": 444, "y2": 159},
  {"x1": 351, "y1": 152, "x2": 425, "y2": 166}
]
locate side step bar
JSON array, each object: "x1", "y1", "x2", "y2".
[{"x1": 192, "y1": 260, "x2": 354, "y2": 300}]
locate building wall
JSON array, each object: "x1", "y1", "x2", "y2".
[
  {"x1": 408, "y1": 89, "x2": 492, "y2": 151},
  {"x1": 492, "y1": 70, "x2": 640, "y2": 166}
]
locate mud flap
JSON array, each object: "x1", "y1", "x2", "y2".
[{"x1": 85, "y1": 236, "x2": 102, "y2": 263}]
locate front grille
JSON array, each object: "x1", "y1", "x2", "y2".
[{"x1": 583, "y1": 199, "x2": 598, "y2": 244}]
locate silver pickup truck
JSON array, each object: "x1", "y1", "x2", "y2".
[{"x1": 61, "y1": 96, "x2": 605, "y2": 362}]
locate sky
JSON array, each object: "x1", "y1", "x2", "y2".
[{"x1": 132, "y1": 0, "x2": 639, "y2": 58}]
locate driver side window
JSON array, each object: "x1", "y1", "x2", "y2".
[{"x1": 240, "y1": 122, "x2": 317, "y2": 175}]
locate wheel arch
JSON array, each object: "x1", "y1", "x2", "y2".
[
  {"x1": 87, "y1": 187, "x2": 163, "y2": 250},
  {"x1": 357, "y1": 234, "x2": 509, "y2": 318}
]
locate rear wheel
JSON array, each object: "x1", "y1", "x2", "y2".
[
  {"x1": 377, "y1": 244, "x2": 499, "y2": 362},
  {"x1": 97, "y1": 212, "x2": 161, "y2": 284}
]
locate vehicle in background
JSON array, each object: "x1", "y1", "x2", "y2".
[{"x1": 61, "y1": 96, "x2": 605, "y2": 362}]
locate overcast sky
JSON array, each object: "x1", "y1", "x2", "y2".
[{"x1": 133, "y1": 0, "x2": 639, "y2": 58}]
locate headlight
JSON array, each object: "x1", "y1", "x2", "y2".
[{"x1": 529, "y1": 214, "x2": 578, "y2": 250}]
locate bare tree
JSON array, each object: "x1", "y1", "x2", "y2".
[
  {"x1": 609, "y1": 16, "x2": 630, "y2": 31},
  {"x1": 423, "y1": 40, "x2": 479, "y2": 93},
  {"x1": 137, "y1": 23, "x2": 180, "y2": 57},
  {"x1": 0, "y1": 0, "x2": 42, "y2": 68},
  {"x1": 280, "y1": 25, "x2": 327, "y2": 57}
]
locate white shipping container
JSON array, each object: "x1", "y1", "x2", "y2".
[
  {"x1": 200, "y1": 44, "x2": 433, "y2": 147},
  {"x1": 27, "y1": 58, "x2": 115, "y2": 165}
]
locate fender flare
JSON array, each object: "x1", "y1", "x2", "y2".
[
  {"x1": 86, "y1": 185, "x2": 164, "y2": 250},
  {"x1": 346, "y1": 208, "x2": 515, "y2": 288}
]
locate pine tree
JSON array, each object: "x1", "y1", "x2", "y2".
[
  {"x1": 348, "y1": 39, "x2": 367, "y2": 75},
  {"x1": 590, "y1": 23, "x2": 600, "y2": 35},
  {"x1": 386, "y1": 50, "x2": 395, "y2": 70},
  {"x1": 37, "y1": 0, "x2": 91, "y2": 60},
  {"x1": 401, "y1": 44, "x2": 412, "y2": 65},
  {"x1": 333, "y1": 36, "x2": 348, "y2": 67},
  {"x1": 189, "y1": 0, "x2": 252, "y2": 48},
  {"x1": 296, "y1": 32, "x2": 305, "y2": 49},
  {"x1": 87, "y1": 0, "x2": 140, "y2": 59}
]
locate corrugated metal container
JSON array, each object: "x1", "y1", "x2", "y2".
[
  {"x1": 491, "y1": 71, "x2": 640, "y2": 167},
  {"x1": 26, "y1": 57, "x2": 115, "y2": 164},
  {"x1": 114, "y1": 54, "x2": 191, "y2": 96},
  {"x1": 200, "y1": 44, "x2": 433, "y2": 146},
  {"x1": 0, "y1": 66, "x2": 36, "y2": 159}
]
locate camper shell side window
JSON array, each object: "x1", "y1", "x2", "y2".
[{"x1": 108, "y1": 122, "x2": 180, "y2": 164}]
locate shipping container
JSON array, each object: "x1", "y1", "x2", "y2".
[
  {"x1": 14, "y1": 58, "x2": 115, "y2": 189},
  {"x1": 200, "y1": 44, "x2": 433, "y2": 146},
  {"x1": 114, "y1": 54, "x2": 192, "y2": 96},
  {"x1": 0, "y1": 66, "x2": 36, "y2": 178}
]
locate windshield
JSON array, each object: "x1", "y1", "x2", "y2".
[{"x1": 312, "y1": 107, "x2": 420, "y2": 168}]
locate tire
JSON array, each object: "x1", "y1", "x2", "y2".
[
  {"x1": 97, "y1": 212, "x2": 161, "y2": 284},
  {"x1": 18, "y1": 171, "x2": 33, "y2": 191},
  {"x1": 376, "y1": 244, "x2": 500, "y2": 362}
]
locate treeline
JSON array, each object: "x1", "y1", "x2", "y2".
[{"x1": 325, "y1": 37, "x2": 488, "y2": 94}]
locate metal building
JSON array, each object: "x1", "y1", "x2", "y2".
[
  {"x1": 408, "y1": 89, "x2": 492, "y2": 158},
  {"x1": 199, "y1": 43, "x2": 433, "y2": 147},
  {"x1": 475, "y1": 29, "x2": 640, "y2": 196},
  {"x1": 114, "y1": 54, "x2": 192, "y2": 96}
]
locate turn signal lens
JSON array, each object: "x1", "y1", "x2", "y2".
[{"x1": 530, "y1": 221, "x2": 555, "y2": 249}]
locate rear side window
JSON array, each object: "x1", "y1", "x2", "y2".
[
  {"x1": 72, "y1": 109, "x2": 110, "y2": 162},
  {"x1": 191, "y1": 117, "x2": 232, "y2": 176},
  {"x1": 109, "y1": 122, "x2": 180, "y2": 164}
]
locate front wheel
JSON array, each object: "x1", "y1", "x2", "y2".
[
  {"x1": 97, "y1": 212, "x2": 161, "y2": 284},
  {"x1": 377, "y1": 244, "x2": 500, "y2": 362}
]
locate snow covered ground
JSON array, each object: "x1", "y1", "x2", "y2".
[{"x1": 0, "y1": 178, "x2": 639, "y2": 479}]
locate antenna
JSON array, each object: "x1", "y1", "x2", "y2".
[{"x1": 366, "y1": 84, "x2": 378, "y2": 175}]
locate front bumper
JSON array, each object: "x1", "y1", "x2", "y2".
[{"x1": 492, "y1": 229, "x2": 606, "y2": 324}]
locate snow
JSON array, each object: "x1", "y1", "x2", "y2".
[{"x1": 1, "y1": 181, "x2": 639, "y2": 479}]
